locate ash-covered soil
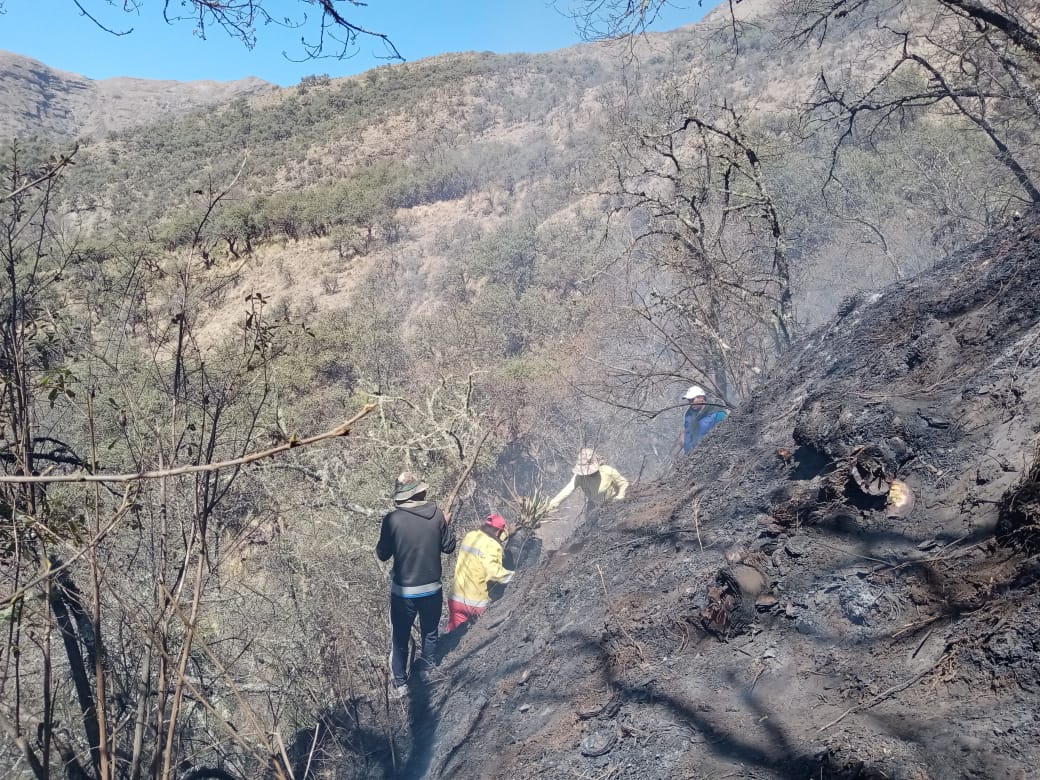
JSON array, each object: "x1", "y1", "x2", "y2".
[{"x1": 392, "y1": 213, "x2": 1040, "y2": 779}]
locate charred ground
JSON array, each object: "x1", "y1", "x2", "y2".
[{"x1": 385, "y1": 213, "x2": 1040, "y2": 779}]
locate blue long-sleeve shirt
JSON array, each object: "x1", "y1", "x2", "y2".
[{"x1": 683, "y1": 405, "x2": 728, "y2": 454}]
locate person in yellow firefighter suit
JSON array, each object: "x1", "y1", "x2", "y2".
[
  {"x1": 547, "y1": 448, "x2": 629, "y2": 512},
  {"x1": 445, "y1": 514, "x2": 515, "y2": 632}
]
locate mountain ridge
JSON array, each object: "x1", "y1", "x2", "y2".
[{"x1": 0, "y1": 49, "x2": 275, "y2": 140}]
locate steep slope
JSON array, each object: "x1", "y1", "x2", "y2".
[
  {"x1": 413, "y1": 212, "x2": 1040, "y2": 779},
  {"x1": 0, "y1": 50, "x2": 274, "y2": 140}
]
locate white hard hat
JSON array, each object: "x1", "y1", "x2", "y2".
[{"x1": 683, "y1": 385, "x2": 706, "y2": 400}]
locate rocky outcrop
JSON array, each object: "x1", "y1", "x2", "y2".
[{"x1": 0, "y1": 50, "x2": 274, "y2": 140}]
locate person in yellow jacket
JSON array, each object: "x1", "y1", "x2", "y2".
[
  {"x1": 446, "y1": 514, "x2": 515, "y2": 632},
  {"x1": 547, "y1": 448, "x2": 629, "y2": 512}
]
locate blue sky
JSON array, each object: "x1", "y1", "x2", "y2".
[{"x1": 1, "y1": 1, "x2": 718, "y2": 86}]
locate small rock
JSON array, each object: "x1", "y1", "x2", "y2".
[
  {"x1": 887, "y1": 436, "x2": 909, "y2": 457},
  {"x1": 919, "y1": 412, "x2": 950, "y2": 429},
  {"x1": 917, "y1": 539, "x2": 939, "y2": 551},
  {"x1": 580, "y1": 727, "x2": 618, "y2": 757},
  {"x1": 839, "y1": 583, "x2": 879, "y2": 624},
  {"x1": 907, "y1": 583, "x2": 930, "y2": 605},
  {"x1": 785, "y1": 539, "x2": 808, "y2": 557},
  {"x1": 518, "y1": 703, "x2": 531, "y2": 713}
]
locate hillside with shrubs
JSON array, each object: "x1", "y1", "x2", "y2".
[{"x1": 1, "y1": 0, "x2": 1038, "y2": 777}]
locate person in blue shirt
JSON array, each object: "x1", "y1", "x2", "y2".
[{"x1": 680, "y1": 385, "x2": 728, "y2": 455}]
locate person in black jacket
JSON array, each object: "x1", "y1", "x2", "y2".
[{"x1": 376, "y1": 472, "x2": 456, "y2": 697}]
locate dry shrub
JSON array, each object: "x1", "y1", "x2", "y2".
[{"x1": 997, "y1": 443, "x2": 1040, "y2": 552}]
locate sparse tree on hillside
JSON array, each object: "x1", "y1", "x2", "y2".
[
  {"x1": 0, "y1": 142, "x2": 90, "y2": 780},
  {"x1": 560, "y1": 0, "x2": 680, "y2": 38},
  {"x1": 605, "y1": 86, "x2": 794, "y2": 407},
  {"x1": 789, "y1": 0, "x2": 1040, "y2": 207},
  {"x1": 0, "y1": 152, "x2": 396, "y2": 780},
  {"x1": 560, "y1": 0, "x2": 732, "y2": 40}
]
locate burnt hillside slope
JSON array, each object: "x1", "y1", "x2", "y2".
[{"x1": 402, "y1": 213, "x2": 1040, "y2": 779}]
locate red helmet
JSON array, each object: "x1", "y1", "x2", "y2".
[{"x1": 485, "y1": 514, "x2": 507, "y2": 531}]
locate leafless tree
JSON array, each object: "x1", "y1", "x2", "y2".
[
  {"x1": 788, "y1": 0, "x2": 1040, "y2": 206},
  {"x1": 603, "y1": 82, "x2": 795, "y2": 407},
  {"x1": 0, "y1": 147, "x2": 393, "y2": 780},
  {"x1": 560, "y1": 0, "x2": 738, "y2": 40}
]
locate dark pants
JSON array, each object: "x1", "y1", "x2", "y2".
[{"x1": 389, "y1": 592, "x2": 442, "y2": 686}]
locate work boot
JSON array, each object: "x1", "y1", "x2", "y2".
[{"x1": 389, "y1": 680, "x2": 408, "y2": 699}]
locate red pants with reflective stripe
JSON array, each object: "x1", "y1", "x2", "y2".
[{"x1": 446, "y1": 598, "x2": 486, "y2": 632}]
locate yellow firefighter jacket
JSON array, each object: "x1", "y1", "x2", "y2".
[
  {"x1": 449, "y1": 528, "x2": 515, "y2": 608},
  {"x1": 548, "y1": 465, "x2": 629, "y2": 510}
]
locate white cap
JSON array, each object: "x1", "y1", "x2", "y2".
[{"x1": 683, "y1": 385, "x2": 706, "y2": 400}]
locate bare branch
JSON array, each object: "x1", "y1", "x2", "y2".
[
  {"x1": 72, "y1": 0, "x2": 133, "y2": 35},
  {"x1": 939, "y1": 0, "x2": 1040, "y2": 63},
  {"x1": 0, "y1": 147, "x2": 78, "y2": 203},
  {"x1": 0, "y1": 403, "x2": 376, "y2": 484}
]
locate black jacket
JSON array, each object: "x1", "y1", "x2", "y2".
[{"x1": 376, "y1": 501, "x2": 456, "y2": 596}]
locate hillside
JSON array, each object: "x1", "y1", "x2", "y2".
[
  {"x1": 1, "y1": 2, "x2": 1038, "y2": 779},
  {"x1": 0, "y1": 50, "x2": 274, "y2": 139},
  {"x1": 423, "y1": 210, "x2": 1040, "y2": 780}
]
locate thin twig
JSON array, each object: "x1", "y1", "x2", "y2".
[
  {"x1": 596, "y1": 565, "x2": 646, "y2": 662},
  {"x1": 891, "y1": 615, "x2": 942, "y2": 640},
  {"x1": 443, "y1": 428, "x2": 493, "y2": 519},
  {"x1": 1, "y1": 487, "x2": 134, "y2": 608},
  {"x1": 885, "y1": 538, "x2": 988, "y2": 572},
  {"x1": 911, "y1": 628, "x2": 935, "y2": 659},
  {"x1": 748, "y1": 666, "x2": 766, "y2": 695},
  {"x1": 0, "y1": 146, "x2": 78, "y2": 202},
  {"x1": 692, "y1": 496, "x2": 704, "y2": 552},
  {"x1": 811, "y1": 539, "x2": 895, "y2": 567},
  {"x1": 816, "y1": 653, "x2": 948, "y2": 732}
]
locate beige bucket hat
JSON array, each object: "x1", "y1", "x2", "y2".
[{"x1": 572, "y1": 448, "x2": 602, "y2": 476}]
